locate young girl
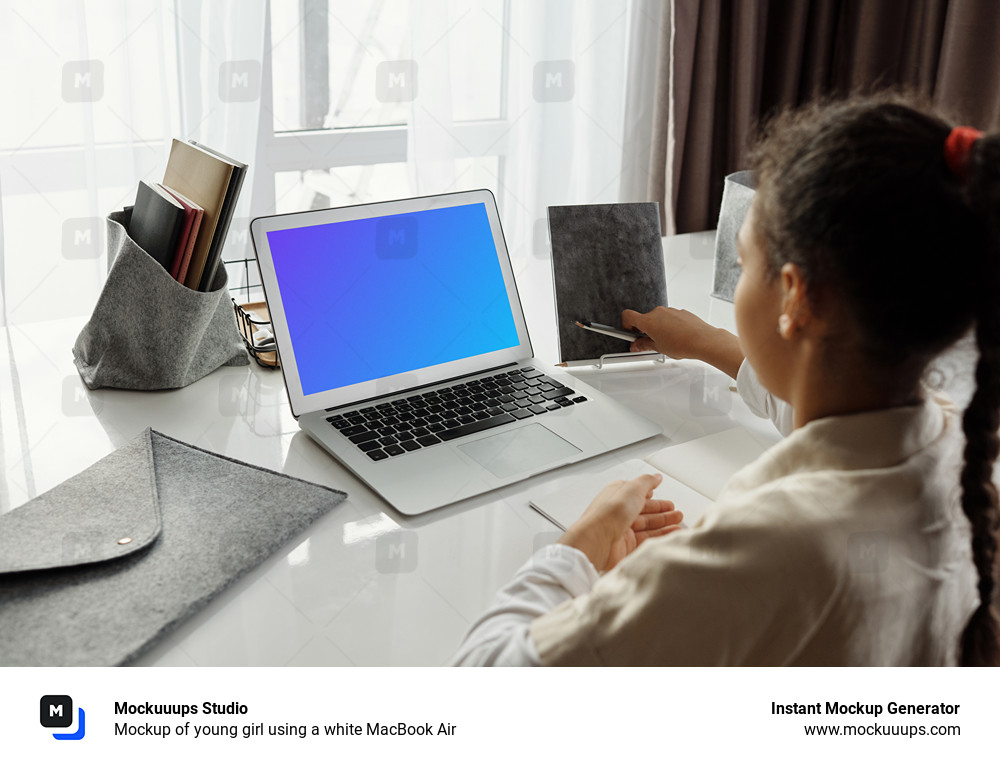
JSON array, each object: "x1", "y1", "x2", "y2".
[{"x1": 452, "y1": 95, "x2": 999, "y2": 666}]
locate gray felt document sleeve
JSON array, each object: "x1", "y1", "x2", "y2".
[{"x1": 0, "y1": 429, "x2": 347, "y2": 666}]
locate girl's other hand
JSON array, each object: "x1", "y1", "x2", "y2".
[{"x1": 558, "y1": 474, "x2": 683, "y2": 572}]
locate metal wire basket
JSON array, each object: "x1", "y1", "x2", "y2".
[{"x1": 232, "y1": 299, "x2": 279, "y2": 368}]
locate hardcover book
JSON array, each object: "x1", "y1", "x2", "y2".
[
  {"x1": 162, "y1": 139, "x2": 235, "y2": 290},
  {"x1": 158, "y1": 183, "x2": 204, "y2": 283},
  {"x1": 189, "y1": 141, "x2": 247, "y2": 292},
  {"x1": 128, "y1": 181, "x2": 186, "y2": 273}
]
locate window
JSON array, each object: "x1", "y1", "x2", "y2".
[{"x1": 224, "y1": 0, "x2": 512, "y2": 304}]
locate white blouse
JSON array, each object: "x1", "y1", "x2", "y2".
[{"x1": 451, "y1": 361, "x2": 978, "y2": 666}]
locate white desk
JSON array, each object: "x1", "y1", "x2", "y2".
[{"x1": 1, "y1": 231, "x2": 973, "y2": 666}]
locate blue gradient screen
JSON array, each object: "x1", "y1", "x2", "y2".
[{"x1": 267, "y1": 202, "x2": 521, "y2": 395}]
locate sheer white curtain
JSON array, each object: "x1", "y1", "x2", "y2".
[
  {"x1": 0, "y1": 0, "x2": 266, "y2": 326},
  {"x1": 175, "y1": 0, "x2": 267, "y2": 279},
  {"x1": 619, "y1": 0, "x2": 668, "y2": 208},
  {"x1": 406, "y1": 0, "x2": 636, "y2": 361}
]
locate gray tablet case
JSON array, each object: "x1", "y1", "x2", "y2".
[
  {"x1": 711, "y1": 170, "x2": 755, "y2": 302},
  {"x1": 0, "y1": 429, "x2": 346, "y2": 666},
  {"x1": 548, "y1": 202, "x2": 667, "y2": 362}
]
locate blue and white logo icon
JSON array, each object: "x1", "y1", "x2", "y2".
[{"x1": 40, "y1": 695, "x2": 86, "y2": 740}]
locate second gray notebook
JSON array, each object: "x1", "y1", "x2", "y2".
[{"x1": 548, "y1": 202, "x2": 667, "y2": 363}]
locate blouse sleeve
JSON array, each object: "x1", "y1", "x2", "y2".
[
  {"x1": 450, "y1": 544, "x2": 601, "y2": 666},
  {"x1": 736, "y1": 359, "x2": 795, "y2": 436},
  {"x1": 529, "y1": 495, "x2": 839, "y2": 666}
]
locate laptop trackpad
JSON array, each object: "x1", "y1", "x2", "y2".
[{"x1": 458, "y1": 424, "x2": 581, "y2": 479}]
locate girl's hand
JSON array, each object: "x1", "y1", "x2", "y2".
[
  {"x1": 621, "y1": 307, "x2": 744, "y2": 379},
  {"x1": 558, "y1": 474, "x2": 683, "y2": 572}
]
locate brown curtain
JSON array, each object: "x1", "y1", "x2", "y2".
[{"x1": 649, "y1": 0, "x2": 1000, "y2": 234}]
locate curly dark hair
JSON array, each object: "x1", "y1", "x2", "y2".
[{"x1": 749, "y1": 94, "x2": 1000, "y2": 666}]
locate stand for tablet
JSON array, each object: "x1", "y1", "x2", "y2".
[{"x1": 557, "y1": 351, "x2": 668, "y2": 370}]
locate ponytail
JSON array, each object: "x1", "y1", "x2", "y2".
[
  {"x1": 958, "y1": 310, "x2": 1000, "y2": 665},
  {"x1": 958, "y1": 132, "x2": 1000, "y2": 667}
]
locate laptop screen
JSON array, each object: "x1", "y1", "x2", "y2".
[{"x1": 266, "y1": 202, "x2": 521, "y2": 396}]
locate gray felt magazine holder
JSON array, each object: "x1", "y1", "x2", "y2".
[
  {"x1": 72, "y1": 210, "x2": 247, "y2": 390},
  {"x1": 711, "y1": 170, "x2": 755, "y2": 303}
]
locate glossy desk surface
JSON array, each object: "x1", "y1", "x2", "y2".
[{"x1": 5, "y1": 231, "x2": 966, "y2": 667}]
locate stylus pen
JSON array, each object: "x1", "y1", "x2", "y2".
[{"x1": 574, "y1": 320, "x2": 643, "y2": 342}]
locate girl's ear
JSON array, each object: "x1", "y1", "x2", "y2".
[{"x1": 777, "y1": 262, "x2": 813, "y2": 339}]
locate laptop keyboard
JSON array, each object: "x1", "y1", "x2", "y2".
[{"x1": 325, "y1": 367, "x2": 587, "y2": 461}]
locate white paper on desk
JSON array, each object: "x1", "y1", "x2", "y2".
[
  {"x1": 643, "y1": 426, "x2": 775, "y2": 500},
  {"x1": 529, "y1": 459, "x2": 714, "y2": 532}
]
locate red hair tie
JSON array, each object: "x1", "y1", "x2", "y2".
[{"x1": 944, "y1": 126, "x2": 983, "y2": 182}]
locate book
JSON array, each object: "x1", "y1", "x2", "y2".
[
  {"x1": 189, "y1": 141, "x2": 247, "y2": 292},
  {"x1": 128, "y1": 181, "x2": 186, "y2": 273},
  {"x1": 548, "y1": 202, "x2": 667, "y2": 363},
  {"x1": 158, "y1": 184, "x2": 204, "y2": 284},
  {"x1": 162, "y1": 139, "x2": 236, "y2": 290},
  {"x1": 529, "y1": 427, "x2": 777, "y2": 531}
]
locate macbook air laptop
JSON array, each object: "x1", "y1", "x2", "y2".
[{"x1": 250, "y1": 189, "x2": 661, "y2": 515}]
